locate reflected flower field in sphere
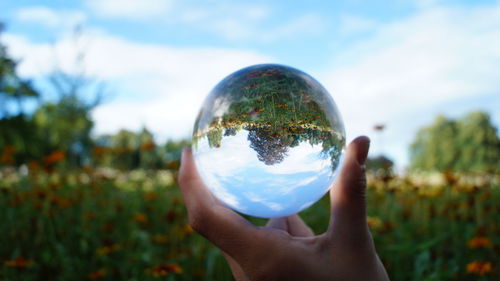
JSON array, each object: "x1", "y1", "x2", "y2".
[{"x1": 192, "y1": 64, "x2": 345, "y2": 218}]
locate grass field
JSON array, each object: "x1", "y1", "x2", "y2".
[{"x1": 1, "y1": 166, "x2": 499, "y2": 280}]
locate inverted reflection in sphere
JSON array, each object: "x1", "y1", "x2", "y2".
[{"x1": 192, "y1": 64, "x2": 345, "y2": 218}]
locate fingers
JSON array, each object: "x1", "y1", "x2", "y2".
[
  {"x1": 328, "y1": 136, "x2": 370, "y2": 237},
  {"x1": 178, "y1": 148, "x2": 218, "y2": 211},
  {"x1": 221, "y1": 251, "x2": 251, "y2": 281},
  {"x1": 266, "y1": 215, "x2": 314, "y2": 237},
  {"x1": 287, "y1": 215, "x2": 314, "y2": 237},
  {"x1": 178, "y1": 148, "x2": 265, "y2": 257},
  {"x1": 266, "y1": 217, "x2": 288, "y2": 231}
]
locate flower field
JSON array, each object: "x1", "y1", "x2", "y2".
[{"x1": 1, "y1": 166, "x2": 499, "y2": 281}]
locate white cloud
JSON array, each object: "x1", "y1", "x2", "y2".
[
  {"x1": 194, "y1": 12, "x2": 324, "y2": 43},
  {"x1": 321, "y1": 4, "x2": 500, "y2": 166},
  {"x1": 85, "y1": 0, "x2": 174, "y2": 19},
  {"x1": 83, "y1": 0, "x2": 322, "y2": 43},
  {"x1": 415, "y1": 0, "x2": 442, "y2": 9},
  {"x1": 5, "y1": 2, "x2": 500, "y2": 170},
  {"x1": 16, "y1": 6, "x2": 86, "y2": 28},
  {"x1": 263, "y1": 143, "x2": 329, "y2": 175},
  {"x1": 2, "y1": 31, "x2": 272, "y2": 139},
  {"x1": 339, "y1": 14, "x2": 377, "y2": 35},
  {"x1": 176, "y1": 2, "x2": 271, "y2": 24}
]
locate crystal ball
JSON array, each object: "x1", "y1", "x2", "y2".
[{"x1": 192, "y1": 64, "x2": 345, "y2": 218}]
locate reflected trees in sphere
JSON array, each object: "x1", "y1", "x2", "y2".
[{"x1": 192, "y1": 64, "x2": 345, "y2": 218}]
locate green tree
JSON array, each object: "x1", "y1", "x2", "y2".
[
  {"x1": 0, "y1": 23, "x2": 38, "y2": 117},
  {"x1": 455, "y1": 112, "x2": 500, "y2": 172},
  {"x1": 1, "y1": 24, "x2": 105, "y2": 167},
  {"x1": 109, "y1": 129, "x2": 139, "y2": 170},
  {"x1": 94, "y1": 128, "x2": 174, "y2": 170},
  {"x1": 30, "y1": 26, "x2": 104, "y2": 166},
  {"x1": 366, "y1": 155, "x2": 394, "y2": 174},
  {"x1": 0, "y1": 23, "x2": 42, "y2": 165},
  {"x1": 137, "y1": 128, "x2": 162, "y2": 169},
  {"x1": 32, "y1": 95, "x2": 95, "y2": 166},
  {"x1": 410, "y1": 111, "x2": 500, "y2": 172},
  {"x1": 163, "y1": 139, "x2": 189, "y2": 169}
]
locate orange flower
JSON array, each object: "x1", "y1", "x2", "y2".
[
  {"x1": 164, "y1": 160, "x2": 180, "y2": 170},
  {"x1": 468, "y1": 237, "x2": 492, "y2": 249},
  {"x1": 164, "y1": 210, "x2": 178, "y2": 222},
  {"x1": 43, "y1": 150, "x2": 65, "y2": 165},
  {"x1": 96, "y1": 244, "x2": 121, "y2": 256},
  {"x1": 144, "y1": 191, "x2": 158, "y2": 201},
  {"x1": 0, "y1": 145, "x2": 16, "y2": 164},
  {"x1": 83, "y1": 211, "x2": 96, "y2": 220},
  {"x1": 4, "y1": 256, "x2": 34, "y2": 268},
  {"x1": 133, "y1": 212, "x2": 148, "y2": 224},
  {"x1": 182, "y1": 224, "x2": 194, "y2": 235},
  {"x1": 466, "y1": 261, "x2": 492, "y2": 275},
  {"x1": 28, "y1": 160, "x2": 40, "y2": 171},
  {"x1": 146, "y1": 264, "x2": 183, "y2": 278},
  {"x1": 244, "y1": 83, "x2": 259, "y2": 90},
  {"x1": 88, "y1": 268, "x2": 107, "y2": 279},
  {"x1": 54, "y1": 197, "x2": 72, "y2": 208},
  {"x1": 92, "y1": 146, "x2": 108, "y2": 157},
  {"x1": 167, "y1": 264, "x2": 183, "y2": 274},
  {"x1": 140, "y1": 141, "x2": 155, "y2": 151},
  {"x1": 150, "y1": 234, "x2": 169, "y2": 244}
]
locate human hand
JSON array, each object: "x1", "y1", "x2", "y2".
[{"x1": 178, "y1": 136, "x2": 390, "y2": 281}]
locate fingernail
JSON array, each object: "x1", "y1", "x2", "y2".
[
  {"x1": 181, "y1": 147, "x2": 189, "y2": 163},
  {"x1": 357, "y1": 137, "x2": 370, "y2": 165}
]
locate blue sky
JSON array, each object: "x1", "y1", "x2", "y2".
[{"x1": 1, "y1": 0, "x2": 499, "y2": 168}]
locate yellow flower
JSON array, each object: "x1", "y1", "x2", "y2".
[
  {"x1": 366, "y1": 216, "x2": 383, "y2": 231},
  {"x1": 468, "y1": 237, "x2": 492, "y2": 249},
  {"x1": 466, "y1": 261, "x2": 492, "y2": 275}
]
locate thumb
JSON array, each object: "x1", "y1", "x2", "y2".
[{"x1": 328, "y1": 136, "x2": 370, "y2": 236}]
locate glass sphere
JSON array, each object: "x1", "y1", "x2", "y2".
[{"x1": 192, "y1": 64, "x2": 345, "y2": 218}]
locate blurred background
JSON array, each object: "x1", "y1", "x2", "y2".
[{"x1": 0, "y1": 0, "x2": 499, "y2": 280}]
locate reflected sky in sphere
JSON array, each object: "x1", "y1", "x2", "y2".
[{"x1": 192, "y1": 64, "x2": 345, "y2": 218}]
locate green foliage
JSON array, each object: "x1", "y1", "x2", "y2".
[
  {"x1": 0, "y1": 25, "x2": 43, "y2": 164},
  {"x1": 455, "y1": 112, "x2": 500, "y2": 172},
  {"x1": 0, "y1": 24, "x2": 38, "y2": 117},
  {"x1": 193, "y1": 65, "x2": 345, "y2": 169},
  {"x1": 93, "y1": 129, "x2": 187, "y2": 170},
  {"x1": 410, "y1": 112, "x2": 500, "y2": 172},
  {"x1": 206, "y1": 128, "x2": 223, "y2": 148},
  {"x1": 367, "y1": 155, "x2": 394, "y2": 174},
  {"x1": 33, "y1": 95, "x2": 94, "y2": 166},
  {"x1": 1, "y1": 169, "x2": 499, "y2": 280},
  {"x1": 0, "y1": 169, "x2": 221, "y2": 281},
  {"x1": 0, "y1": 115, "x2": 46, "y2": 164},
  {"x1": 0, "y1": 24, "x2": 100, "y2": 166}
]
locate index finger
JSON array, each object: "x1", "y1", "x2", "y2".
[{"x1": 178, "y1": 148, "x2": 268, "y2": 258}]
